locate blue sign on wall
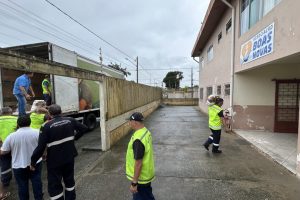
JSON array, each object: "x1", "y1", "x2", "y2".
[{"x1": 240, "y1": 22, "x2": 275, "y2": 65}]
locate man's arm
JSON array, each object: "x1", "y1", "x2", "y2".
[
  {"x1": 73, "y1": 119, "x2": 88, "y2": 140},
  {"x1": 132, "y1": 159, "x2": 143, "y2": 183},
  {"x1": 29, "y1": 86, "x2": 35, "y2": 97},
  {"x1": 19, "y1": 86, "x2": 31, "y2": 99},
  {"x1": 0, "y1": 137, "x2": 11, "y2": 155},
  {"x1": 31, "y1": 126, "x2": 48, "y2": 168},
  {"x1": 130, "y1": 140, "x2": 145, "y2": 193}
]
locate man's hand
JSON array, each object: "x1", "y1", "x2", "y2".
[
  {"x1": 130, "y1": 185, "x2": 138, "y2": 194},
  {"x1": 29, "y1": 165, "x2": 35, "y2": 171},
  {"x1": 31, "y1": 92, "x2": 35, "y2": 98},
  {"x1": 25, "y1": 94, "x2": 32, "y2": 100}
]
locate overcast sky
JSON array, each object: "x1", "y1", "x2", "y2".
[{"x1": 0, "y1": 0, "x2": 210, "y2": 87}]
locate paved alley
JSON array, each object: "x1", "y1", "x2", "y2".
[
  {"x1": 75, "y1": 106, "x2": 300, "y2": 200},
  {"x1": 6, "y1": 106, "x2": 300, "y2": 199}
]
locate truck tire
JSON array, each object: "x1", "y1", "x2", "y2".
[{"x1": 84, "y1": 113, "x2": 97, "y2": 131}]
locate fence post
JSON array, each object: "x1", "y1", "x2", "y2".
[{"x1": 99, "y1": 79, "x2": 110, "y2": 151}]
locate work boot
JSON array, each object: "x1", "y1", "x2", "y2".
[
  {"x1": 212, "y1": 149, "x2": 222, "y2": 153},
  {"x1": 203, "y1": 143, "x2": 209, "y2": 151}
]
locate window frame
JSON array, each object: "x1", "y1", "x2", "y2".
[
  {"x1": 207, "y1": 45, "x2": 214, "y2": 62},
  {"x1": 217, "y1": 85, "x2": 222, "y2": 95},
  {"x1": 200, "y1": 88, "x2": 204, "y2": 100},
  {"x1": 226, "y1": 18, "x2": 232, "y2": 34},
  {"x1": 240, "y1": 0, "x2": 281, "y2": 35},
  {"x1": 224, "y1": 84, "x2": 231, "y2": 96},
  {"x1": 206, "y1": 86, "x2": 213, "y2": 97},
  {"x1": 218, "y1": 31, "x2": 222, "y2": 43}
]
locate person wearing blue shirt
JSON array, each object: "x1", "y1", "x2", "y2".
[{"x1": 13, "y1": 72, "x2": 35, "y2": 116}]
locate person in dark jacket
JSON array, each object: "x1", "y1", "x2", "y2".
[{"x1": 30, "y1": 104, "x2": 88, "y2": 200}]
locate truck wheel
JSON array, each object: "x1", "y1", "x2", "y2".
[{"x1": 84, "y1": 113, "x2": 97, "y2": 131}]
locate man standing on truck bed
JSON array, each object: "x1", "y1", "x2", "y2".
[
  {"x1": 42, "y1": 75, "x2": 52, "y2": 106},
  {"x1": 13, "y1": 71, "x2": 35, "y2": 116},
  {"x1": 31, "y1": 104, "x2": 88, "y2": 200}
]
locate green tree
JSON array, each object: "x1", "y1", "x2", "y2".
[
  {"x1": 108, "y1": 63, "x2": 131, "y2": 77},
  {"x1": 163, "y1": 71, "x2": 184, "y2": 89}
]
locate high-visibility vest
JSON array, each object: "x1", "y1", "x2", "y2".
[
  {"x1": 0, "y1": 116, "x2": 17, "y2": 141},
  {"x1": 30, "y1": 113, "x2": 45, "y2": 130},
  {"x1": 42, "y1": 79, "x2": 51, "y2": 94},
  {"x1": 208, "y1": 104, "x2": 223, "y2": 130},
  {"x1": 126, "y1": 127, "x2": 155, "y2": 184}
]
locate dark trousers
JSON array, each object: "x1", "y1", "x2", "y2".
[
  {"x1": 0, "y1": 153, "x2": 12, "y2": 186},
  {"x1": 13, "y1": 162, "x2": 43, "y2": 200},
  {"x1": 133, "y1": 183, "x2": 155, "y2": 200},
  {"x1": 204, "y1": 129, "x2": 222, "y2": 151},
  {"x1": 47, "y1": 160, "x2": 75, "y2": 200},
  {"x1": 43, "y1": 94, "x2": 52, "y2": 106}
]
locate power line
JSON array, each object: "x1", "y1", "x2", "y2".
[
  {"x1": 0, "y1": 7, "x2": 96, "y2": 55},
  {"x1": 5, "y1": 0, "x2": 99, "y2": 52},
  {"x1": 1, "y1": 0, "x2": 152, "y2": 80},
  {"x1": 0, "y1": 1, "x2": 136, "y2": 72},
  {"x1": 128, "y1": 67, "x2": 198, "y2": 71},
  {"x1": 44, "y1": 0, "x2": 136, "y2": 62}
]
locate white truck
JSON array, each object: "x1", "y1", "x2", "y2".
[{"x1": 1, "y1": 42, "x2": 100, "y2": 130}]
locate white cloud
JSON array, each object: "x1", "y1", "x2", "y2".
[{"x1": 0, "y1": 0, "x2": 210, "y2": 86}]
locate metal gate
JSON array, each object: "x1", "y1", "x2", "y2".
[{"x1": 274, "y1": 80, "x2": 300, "y2": 133}]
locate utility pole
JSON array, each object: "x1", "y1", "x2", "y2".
[
  {"x1": 99, "y1": 48, "x2": 103, "y2": 73},
  {"x1": 136, "y1": 56, "x2": 139, "y2": 83},
  {"x1": 191, "y1": 67, "x2": 194, "y2": 98},
  {"x1": 99, "y1": 48, "x2": 103, "y2": 66}
]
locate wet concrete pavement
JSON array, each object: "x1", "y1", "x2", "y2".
[
  {"x1": 6, "y1": 106, "x2": 300, "y2": 199},
  {"x1": 75, "y1": 106, "x2": 300, "y2": 200}
]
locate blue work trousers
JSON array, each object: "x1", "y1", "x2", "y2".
[{"x1": 133, "y1": 183, "x2": 155, "y2": 200}]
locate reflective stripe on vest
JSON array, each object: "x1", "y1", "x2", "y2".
[
  {"x1": 0, "y1": 116, "x2": 17, "y2": 141},
  {"x1": 126, "y1": 127, "x2": 155, "y2": 184},
  {"x1": 42, "y1": 79, "x2": 51, "y2": 94},
  {"x1": 208, "y1": 105, "x2": 222, "y2": 130},
  {"x1": 30, "y1": 113, "x2": 45, "y2": 130}
]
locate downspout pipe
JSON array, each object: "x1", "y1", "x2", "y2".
[
  {"x1": 192, "y1": 55, "x2": 201, "y2": 102},
  {"x1": 220, "y1": 0, "x2": 235, "y2": 130},
  {"x1": 193, "y1": 57, "x2": 200, "y2": 64}
]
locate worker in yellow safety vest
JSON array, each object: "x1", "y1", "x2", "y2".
[
  {"x1": 30, "y1": 101, "x2": 49, "y2": 130},
  {"x1": 0, "y1": 107, "x2": 17, "y2": 199},
  {"x1": 126, "y1": 112, "x2": 155, "y2": 200},
  {"x1": 42, "y1": 75, "x2": 52, "y2": 106},
  {"x1": 203, "y1": 97, "x2": 227, "y2": 153}
]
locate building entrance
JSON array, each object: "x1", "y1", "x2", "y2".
[{"x1": 274, "y1": 79, "x2": 300, "y2": 133}]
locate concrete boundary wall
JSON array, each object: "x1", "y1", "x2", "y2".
[
  {"x1": 106, "y1": 77, "x2": 161, "y2": 119},
  {"x1": 107, "y1": 100, "x2": 161, "y2": 147},
  {"x1": 163, "y1": 98, "x2": 199, "y2": 106}
]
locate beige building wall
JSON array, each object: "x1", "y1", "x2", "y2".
[
  {"x1": 198, "y1": 7, "x2": 233, "y2": 113},
  {"x1": 233, "y1": 64, "x2": 300, "y2": 131},
  {"x1": 235, "y1": 0, "x2": 300, "y2": 72},
  {"x1": 197, "y1": 0, "x2": 300, "y2": 131}
]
